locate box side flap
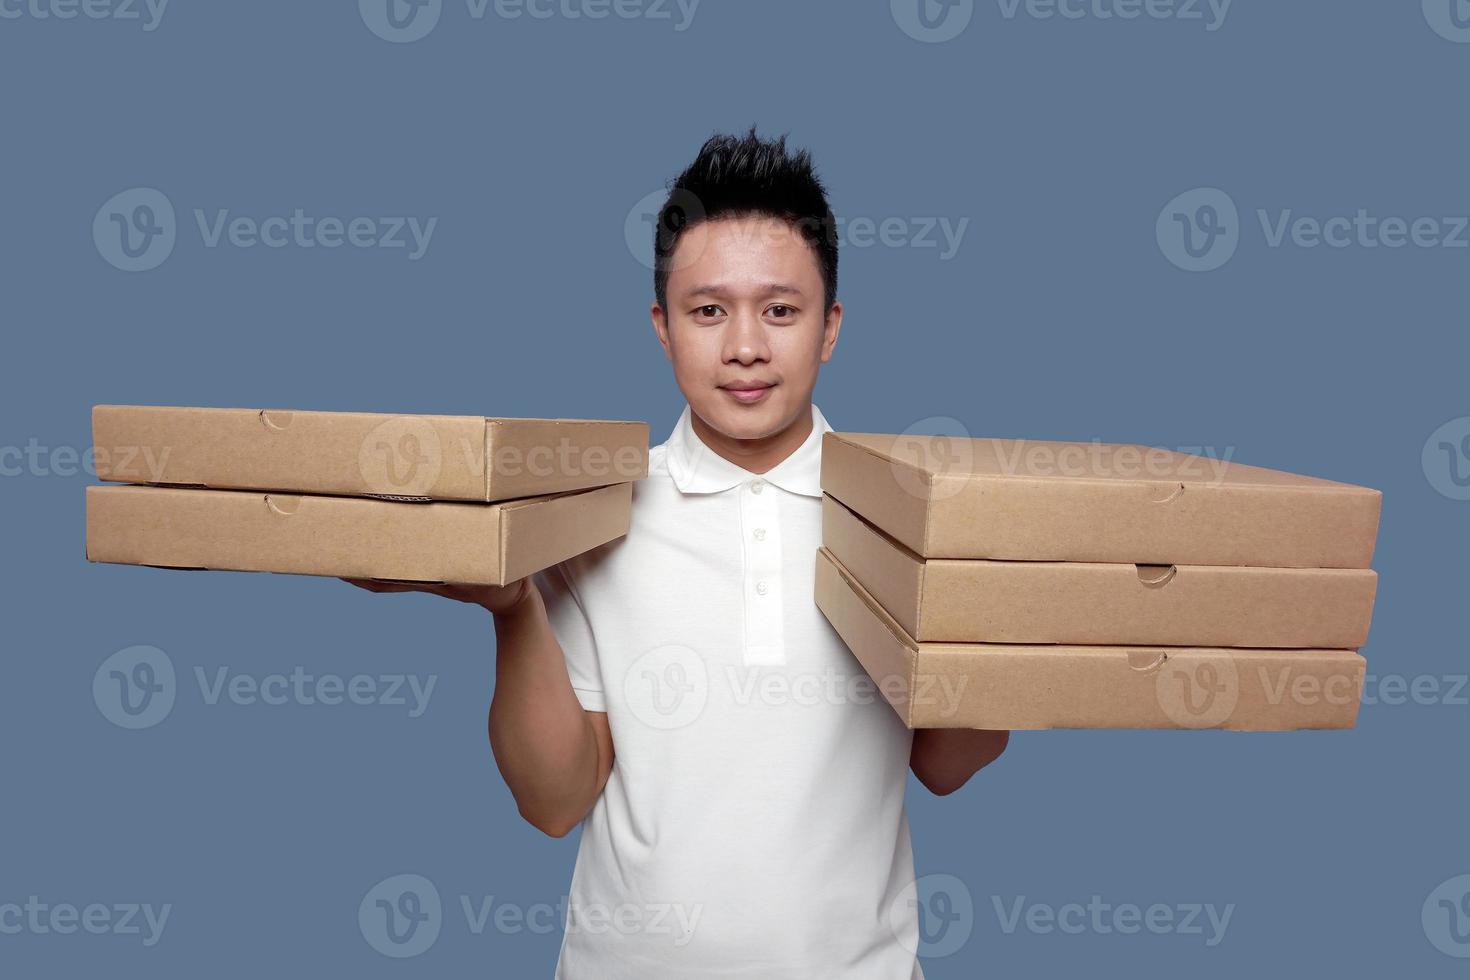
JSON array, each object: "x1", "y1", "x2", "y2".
[
  {"x1": 915, "y1": 559, "x2": 1379, "y2": 648},
  {"x1": 85, "y1": 484, "x2": 505, "y2": 583},
  {"x1": 817, "y1": 541, "x2": 1365, "y2": 731},
  {"x1": 497, "y1": 482, "x2": 632, "y2": 583},
  {"x1": 91, "y1": 405, "x2": 490, "y2": 500},
  {"x1": 814, "y1": 547, "x2": 918, "y2": 727},
  {"x1": 820, "y1": 432, "x2": 932, "y2": 556},
  {"x1": 925, "y1": 468, "x2": 1382, "y2": 566},
  {"x1": 482, "y1": 418, "x2": 649, "y2": 501},
  {"x1": 821, "y1": 494, "x2": 926, "y2": 638},
  {"x1": 837, "y1": 432, "x2": 1382, "y2": 492}
]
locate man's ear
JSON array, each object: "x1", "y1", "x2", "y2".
[
  {"x1": 820, "y1": 300, "x2": 843, "y2": 363},
  {"x1": 652, "y1": 303, "x2": 673, "y2": 362}
]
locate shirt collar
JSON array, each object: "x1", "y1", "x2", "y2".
[{"x1": 665, "y1": 402, "x2": 831, "y2": 498}]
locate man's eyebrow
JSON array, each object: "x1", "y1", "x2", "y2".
[{"x1": 684, "y1": 283, "x2": 807, "y2": 299}]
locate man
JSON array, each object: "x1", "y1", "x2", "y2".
[{"x1": 347, "y1": 127, "x2": 1008, "y2": 978}]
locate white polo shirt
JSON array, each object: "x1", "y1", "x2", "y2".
[{"x1": 532, "y1": 402, "x2": 923, "y2": 980}]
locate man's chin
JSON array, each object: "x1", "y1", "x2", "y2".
[{"x1": 697, "y1": 394, "x2": 787, "y2": 442}]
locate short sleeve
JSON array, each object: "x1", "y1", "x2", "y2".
[{"x1": 532, "y1": 560, "x2": 607, "y2": 712}]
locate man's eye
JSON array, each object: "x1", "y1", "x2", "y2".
[
  {"x1": 768, "y1": 305, "x2": 795, "y2": 319},
  {"x1": 696, "y1": 305, "x2": 722, "y2": 318}
]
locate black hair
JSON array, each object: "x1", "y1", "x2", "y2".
[{"x1": 653, "y1": 125, "x2": 838, "y2": 314}]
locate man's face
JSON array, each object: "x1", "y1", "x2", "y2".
[{"x1": 653, "y1": 214, "x2": 841, "y2": 442}]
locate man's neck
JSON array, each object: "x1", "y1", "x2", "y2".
[{"x1": 688, "y1": 404, "x2": 814, "y2": 476}]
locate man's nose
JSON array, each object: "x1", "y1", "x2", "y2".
[{"x1": 722, "y1": 313, "x2": 771, "y2": 364}]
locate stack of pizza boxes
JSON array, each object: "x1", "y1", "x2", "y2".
[
  {"x1": 86, "y1": 405, "x2": 648, "y2": 587},
  {"x1": 814, "y1": 432, "x2": 1381, "y2": 731}
]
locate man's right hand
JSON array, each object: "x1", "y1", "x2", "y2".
[{"x1": 340, "y1": 576, "x2": 534, "y2": 616}]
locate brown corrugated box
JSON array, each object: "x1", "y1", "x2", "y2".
[
  {"x1": 820, "y1": 432, "x2": 1381, "y2": 568},
  {"x1": 814, "y1": 547, "x2": 1365, "y2": 731},
  {"x1": 93, "y1": 405, "x2": 649, "y2": 502},
  {"x1": 86, "y1": 481, "x2": 631, "y2": 586},
  {"x1": 822, "y1": 493, "x2": 1378, "y2": 648}
]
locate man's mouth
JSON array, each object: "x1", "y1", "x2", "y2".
[{"x1": 720, "y1": 381, "x2": 775, "y2": 404}]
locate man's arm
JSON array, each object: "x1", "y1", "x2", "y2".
[
  {"x1": 910, "y1": 728, "x2": 1009, "y2": 795},
  {"x1": 342, "y1": 576, "x2": 614, "y2": 838},
  {"x1": 487, "y1": 581, "x2": 614, "y2": 837}
]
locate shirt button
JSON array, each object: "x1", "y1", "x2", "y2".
[
  {"x1": 753, "y1": 527, "x2": 767, "y2": 541},
  {"x1": 750, "y1": 480, "x2": 764, "y2": 495},
  {"x1": 755, "y1": 580, "x2": 768, "y2": 595}
]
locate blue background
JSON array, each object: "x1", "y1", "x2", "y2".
[{"x1": 2, "y1": 0, "x2": 1467, "y2": 976}]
